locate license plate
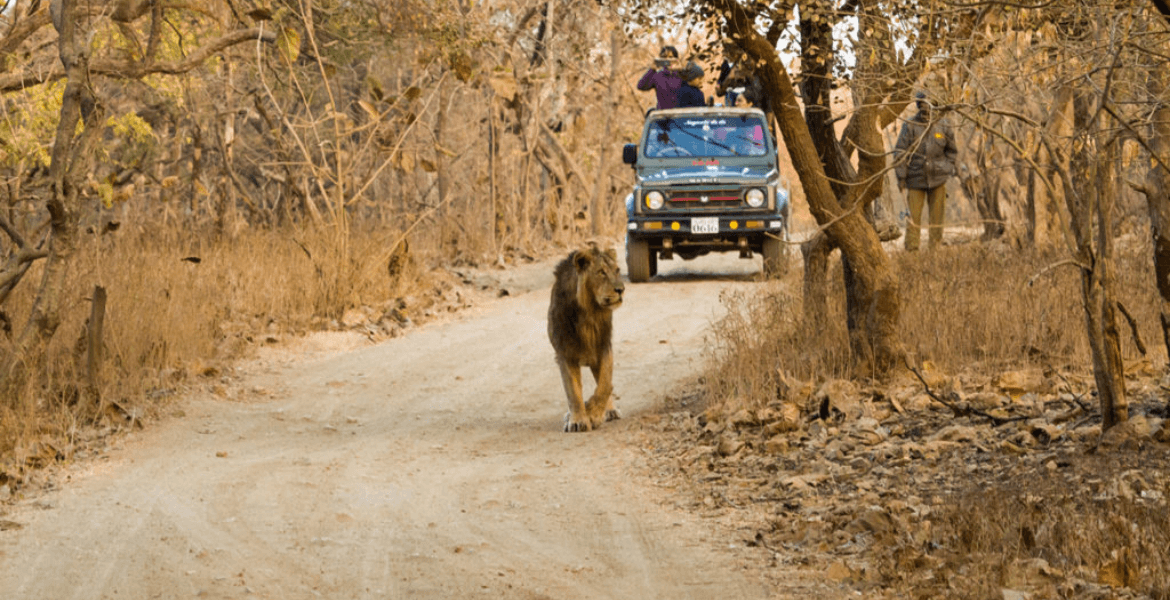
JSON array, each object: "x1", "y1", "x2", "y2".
[{"x1": 691, "y1": 217, "x2": 719, "y2": 234}]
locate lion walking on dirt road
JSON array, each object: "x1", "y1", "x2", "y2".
[{"x1": 547, "y1": 245, "x2": 625, "y2": 432}]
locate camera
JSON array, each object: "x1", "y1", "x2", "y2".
[{"x1": 654, "y1": 58, "x2": 672, "y2": 68}]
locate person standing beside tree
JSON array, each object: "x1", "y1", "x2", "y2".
[{"x1": 893, "y1": 91, "x2": 959, "y2": 251}]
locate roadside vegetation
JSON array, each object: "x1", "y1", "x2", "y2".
[
  {"x1": 0, "y1": 1, "x2": 638, "y2": 488},
  {"x1": 3, "y1": 0, "x2": 1170, "y2": 598},
  {"x1": 622, "y1": 0, "x2": 1170, "y2": 597},
  {"x1": 658, "y1": 242, "x2": 1170, "y2": 598}
]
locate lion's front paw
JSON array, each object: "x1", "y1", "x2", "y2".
[
  {"x1": 563, "y1": 411, "x2": 593, "y2": 433},
  {"x1": 604, "y1": 407, "x2": 622, "y2": 422}
]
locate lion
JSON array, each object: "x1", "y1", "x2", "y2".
[{"x1": 547, "y1": 245, "x2": 625, "y2": 432}]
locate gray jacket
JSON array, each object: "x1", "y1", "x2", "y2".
[{"x1": 894, "y1": 112, "x2": 958, "y2": 190}]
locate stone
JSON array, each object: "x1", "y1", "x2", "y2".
[
  {"x1": 341, "y1": 307, "x2": 371, "y2": 328},
  {"x1": 764, "y1": 435, "x2": 790, "y2": 454},
  {"x1": 825, "y1": 560, "x2": 852, "y2": 581},
  {"x1": 966, "y1": 392, "x2": 1004, "y2": 411},
  {"x1": 995, "y1": 369, "x2": 1047, "y2": 399},
  {"x1": 716, "y1": 435, "x2": 743, "y2": 457}
]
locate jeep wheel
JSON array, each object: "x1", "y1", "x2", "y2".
[
  {"x1": 627, "y1": 238, "x2": 652, "y2": 282},
  {"x1": 762, "y1": 235, "x2": 787, "y2": 279}
]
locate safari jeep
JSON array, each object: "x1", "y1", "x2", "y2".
[{"x1": 621, "y1": 107, "x2": 790, "y2": 282}]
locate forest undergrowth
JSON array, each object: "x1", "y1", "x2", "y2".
[{"x1": 640, "y1": 237, "x2": 1170, "y2": 599}]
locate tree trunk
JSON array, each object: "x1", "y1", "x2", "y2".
[
  {"x1": 589, "y1": 26, "x2": 621, "y2": 237},
  {"x1": 1066, "y1": 94, "x2": 1127, "y2": 430},
  {"x1": 789, "y1": 1, "x2": 902, "y2": 375},
  {"x1": 86, "y1": 285, "x2": 107, "y2": 402},
  {"x1": 1030, "y1": 87, "x2": 1073, "y2": 250},
  {"x1": 434, "y1": 78, "x2": 450, "y2": 247},
  {"x1": 3, "y1": 0, "x2": 104, "y2": 384},
  {"x1": 488, "y1": 95, "x2": 498, "y2": 253},
  {"x1": 1139, "y1": 75, "x2": 1170, "y2": 363},
  {"x1": 959, "y1": 133, "x2": 1007, "y2": 241},
  {"x1": 801, "y1": 234, "x2": 833, "y2": 326},
  {"x1": 718, "y1": 3, "x2": 902, "y2": 375}
]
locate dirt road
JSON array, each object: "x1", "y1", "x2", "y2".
[{"x1": 0, "y1": 251, "x2": 783, "y2": 599}]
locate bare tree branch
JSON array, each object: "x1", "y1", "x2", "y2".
[
  {"x1": 906, "y1": 359, "x2": 1029, "y2": 427},
  {"x1": 0, "y1": 9, "x2": 50, "y2": 61},
  {"x1": 0, "y1": 27, "x2": 277, "y2": 92}
]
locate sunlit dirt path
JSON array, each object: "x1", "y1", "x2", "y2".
[{"x1": 0, "y1": 252, "x2": 800, "y2": 600}]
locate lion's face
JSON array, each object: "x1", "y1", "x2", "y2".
[{"x1": 575, "y1": 248, "x2": 624, "y2": 311}]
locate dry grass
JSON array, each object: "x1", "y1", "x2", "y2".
[
  {"x1": 699, "y1": 236, "x2": 1170, "y2": 598},
  {"x1": 0, "y1": 219, "x2": 442, "y2": 484},
  {"x1": 705, "y1": 239, "x2": 1162, "y2": 408}
]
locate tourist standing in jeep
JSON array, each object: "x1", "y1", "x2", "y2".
[
  {"x1": 637, "y1": 46, "x2": 683, "y2": 110},
  {"x1": 675, "y1": 62, "x2": 706, "y2": 108}
]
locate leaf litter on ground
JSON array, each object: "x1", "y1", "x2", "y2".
[{"x1": 637, "y1": 364, "x2": 1170, "y2": 600}]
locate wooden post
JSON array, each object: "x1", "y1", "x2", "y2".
[{"x1": 87, "y1": 285, "x2": 106, "y2": 399}]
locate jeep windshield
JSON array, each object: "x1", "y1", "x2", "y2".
[{"x1": 643, "y1": 114, "x2": 769, "y2": 158}]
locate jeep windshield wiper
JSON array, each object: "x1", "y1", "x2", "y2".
[{"x1": 671, "y1": 127, "x2": 735, "y2": 155}]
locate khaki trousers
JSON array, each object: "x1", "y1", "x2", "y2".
[{"x1": 905, "y1": 186, "x2": 946, "y2": 251}]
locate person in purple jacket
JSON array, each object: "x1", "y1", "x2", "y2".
[{"x1": 637, "y1": 46, "x2": 682, "y2": 110}]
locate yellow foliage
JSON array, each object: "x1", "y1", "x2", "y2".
[
  {"x1": 0, "y1": 81, "x2": 65, "y2": 169},
  {"x1": 106, "y1": 112, "x2": 155, "y2": 145},
  {"x1": 96, "y1": 181, "x2": 115, "y2": 209}
]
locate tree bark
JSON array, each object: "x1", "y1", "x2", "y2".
[
  {"x1": 712, "y1": 0, "x2": 903, "y2": 375},
  {"x1": 1137, "y1": 73, "x2": 1170, "y2": 366},
  {"x1": 3, "y1": 0, "x2": 104, "y2": 385},
  {"x1": 801, "y1": 234, "x2": 833, "y2": 326},
  {"x1": 1066, "y1": 93, "x2": 1127, "y2": 430},
  {"x1": 1030, "y1": 87, "x2": 1073, "y2": 250}
]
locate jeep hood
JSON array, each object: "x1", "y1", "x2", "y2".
[{"x1": 638, "y1": 163, "x2": 776, "y2": 186}]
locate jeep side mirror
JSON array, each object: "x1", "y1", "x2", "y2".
[{"x1": 622, "y1": 143, "x2": 637, "y2": 165}]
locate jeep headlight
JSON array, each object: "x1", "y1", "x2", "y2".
[
  {"x1": 645, "y1": 191, "x2": 665, "y2": 210},
  {"x1": 745, "y1": 188, "x2": 766, "y2": 208}
]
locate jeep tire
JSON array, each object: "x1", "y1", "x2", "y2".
[{"x1": 627, "y1": 237, "x2": 652, "y2": 282}]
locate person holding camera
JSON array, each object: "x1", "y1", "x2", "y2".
[{"x1": 637, "y1": 46, "x2": 683, "y2": 110}]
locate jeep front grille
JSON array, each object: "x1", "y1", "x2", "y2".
[{"x1": 666, "y1": 191, "x2": 742, "y2": 210}]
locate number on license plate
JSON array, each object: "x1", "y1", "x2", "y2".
[{"x1": 691, "y1": 217, "x2": 719, "y2": 234}]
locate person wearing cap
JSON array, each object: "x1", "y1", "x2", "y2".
[
  {"x1": 676, "y1": 62, "x2": 706, "y2": 108},
  {"x1": 893, "y1": 91, "x2": 959, "y2": 251},
  {"x1": 637, "y1": 46, "x2": 683, "y2": 110}
]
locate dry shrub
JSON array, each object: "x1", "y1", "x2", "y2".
[
  {"x1": 895, "y1": 242, "x2": 1157, "y2": 372},
  {"x1": 705, "y1": 240, "x2": 1161, "y2": 411},
  {"x1": 705, "y1": 279, "x2": 848, "y2": 408},
  {"x1": 702, "y1": 238, "x2": 1169, "y2": 598},
  {"x1": 0, "y1": 220, "x2": 427, "y2": 484}
]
